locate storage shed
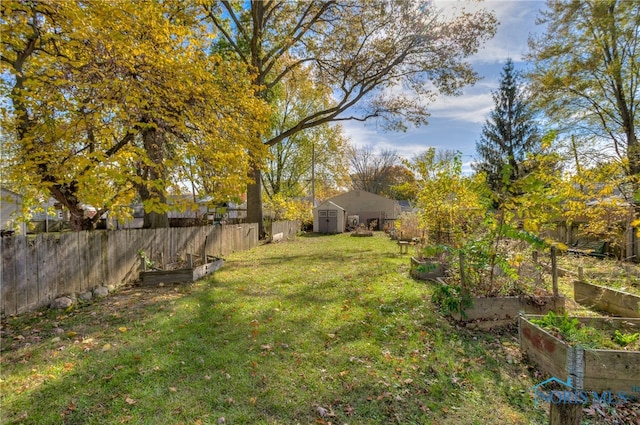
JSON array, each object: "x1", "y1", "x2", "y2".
[
  {"x1": 313, "y1": 201, "x2": 346, "y2": 233},
  {"x1": 324, "y1": 190, "x2": 401, "y2": 230}
]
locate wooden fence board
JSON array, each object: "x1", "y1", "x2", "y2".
[
  {"x1": 13, "y1": 237, "x2": 27, "y2": 311},
  {"x1": 81, "y1": 232, "x2": 93, "y2": 293},
  {"x1": 1, "y1": 237, "x2": 17, "y2": 316},
  {"x1": 41, "y1": 235, "x2": 58, "y2": 306},
  {"x1": 46, "y1": 236, "x2": 60, "y2": 305},
  {"x1": 86, "y1": 233, "x2": 99, "y2": 290},
  {"x1": 63, "y1": 233, "x2": 75, "y2": 295},
  {"x1": 1, "y1": 223, "x2": 262, "y2": 315},
  {"x1": 100, "y1": 231, "x2": 109, "y2": 287},
  {"x1": 30, "y1": 235, "x2": 46, "y2": 314}
]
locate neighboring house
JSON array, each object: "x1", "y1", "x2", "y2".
[
  {"x1": 0, "y1": 188, "x2": 26, "y2": 235},
  {"x1": 110, "y1": 199, "x2": 247, "y2": 229},
  {"x1": 313, "y1": 190, "x2": 402, "y2": 233},
  {"x1": 397, "y1": 199, "x2": 414, "y2": 213}
]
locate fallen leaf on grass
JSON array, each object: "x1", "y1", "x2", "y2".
[
  {"x1": 125, "y1": 396, "x2": 137, "y2": 405},
  {"x1": 316, "y1": 405, "x2": 328, "y2": 418},
  {"x1": 118, "y1": 327, "x2": 128, "y2": 333},
  {"x1": 168, "y1": 387, "x2": 177, "y2": 392}
]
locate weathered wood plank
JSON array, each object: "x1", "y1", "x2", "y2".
[
  {"x1": 550, "y1": 403, "x2": 582, "y2": 425},
  {"x1": 30, "y1": 235, "x2": 46, "y2": 314},
  {"x1": 1, "y1": 236, "x2": 17, "y2": 316},
  {"x1": 519, "y1": 316, "x2": 640, "y2": 394},
  {"x1": 192, "y1": 259, "x2": 224, "y2": 280},
  {"x1": 140, "y1": 269, "x2": 192, "y2": 285},
  {"x1": 574, "y1": 280, "x2": 640, "y2": 318},
  {"x1": 60, "y1": 232, "x2": 73, "y2": 295},
  {"x1": 79, "y1": 232, "x2": 91, "y2": 293},
  {"x1": 13, "y1": 237, "x2": 28, "y2": 311},
  {"x1": 46, "y1": 235, "x2": 60, "y2": 306},
  {"x1": 454, "y1": 296, "x2": 565, "y2": 322},
  {"x1": 100, "y1": 231, "x2": 109, "y2": 288},
  {"x1": 518, "y1": 317, "x2": 567, "y2": 379},
  {"x1": 86, "y1": 232, "x2": 100, "y2": 291}
]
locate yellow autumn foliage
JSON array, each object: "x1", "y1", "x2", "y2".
[{"x1": 1, "y1": 0, "x2": 269, "y2": 229}]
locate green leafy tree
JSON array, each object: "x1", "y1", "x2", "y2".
[
  {"x1": 527, "y1": 0, "x2": 639, "y2": 207},
  {"x1": 203, "y1": 0, "x2": 497, "y2": 236},
  {"x1": 410, "y1": 148, "x2": 488, "y2": 247},
  {"x1": 561, "y1": 160, "x2": 633, "y2": 255},
  {"x1": 474, "y1": 58, "x2": 542, "y2": 195},
  {"x1": 263, "y1": 65, "x2": 349, "y2": 201}
]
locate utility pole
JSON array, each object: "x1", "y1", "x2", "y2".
[{"x1": 311, "y1": 141, "x2": 315, "y2": 206}]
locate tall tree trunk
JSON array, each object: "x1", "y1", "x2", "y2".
[
  {"x1": 246, "y1": 167, "x2": 264, "y2": 238},
  {"x1": 46, "y1": 181, "x2": 98, "y2": 231},
  {"x1": 140, "y1": 125, "x2": 169, "y2": 229}
]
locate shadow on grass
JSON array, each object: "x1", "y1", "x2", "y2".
[{"x1": 1, "y1": 234, "x2": 547, "y2": 425}]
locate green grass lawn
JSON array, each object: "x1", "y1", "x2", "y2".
[{"x1": 1, "y1": 232, "x2": 547, "y2": 424}]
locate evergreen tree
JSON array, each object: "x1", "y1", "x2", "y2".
[{"x1": 474, "y1": 58, "x2": 541, "y2": 194}]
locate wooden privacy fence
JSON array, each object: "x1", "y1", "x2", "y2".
[{"x1": 0, "y1": 222, "x2": 300, "y2": 316}]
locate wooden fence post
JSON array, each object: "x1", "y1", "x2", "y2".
[
  {"x1": 550, "y1": 345, "x2": 583, "y2": 425},
  {"x1": 459, "y1": 251, "x2": 466, "y2": 293},
  {"x1": 551, "y1": 246, "x2": 558, "y2": 297},
  {"x1": 578, "y1": 266, "x2": 583, "y2": 282}
]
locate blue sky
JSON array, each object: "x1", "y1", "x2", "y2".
[{"x1": 342, "y1": 0, "x2": 547, "y2": 171}]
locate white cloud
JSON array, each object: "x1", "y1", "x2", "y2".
[
  {"x1": 471, "y1": 1, "x2": 546, "y2": 64},
  {"x1": 435, "y1": 0, "x2": 546, "y2": 64},
  {"x1": 340, "y1": 1, "x2": 546, "y2": 165},
  {"x1": 429, "y1": 90, "x2": 494, "y2": 123}
]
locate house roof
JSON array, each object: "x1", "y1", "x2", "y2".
[
  {"x1": 327, "y1": 190, "x2": 397, "y2": 204},
  {"x1": 1, "y1": 187, "x2": 23, "y2": 201}
]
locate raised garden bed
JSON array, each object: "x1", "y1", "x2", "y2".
[
  {"x1": 519, "y1": 314, "x2": 640, "y2": 394},
  {"x1": 573, "y1": 280, "x2": 640, "y2": 318},
  {"x1": 409, "y1": 256, "x2": 446, "y2": 281},
  {"x1": 139, "y1": 256, "x2": 224, "y2": 286},
  {"x1": 452, "y1": 295, "x2": 565, "y2": 328}
]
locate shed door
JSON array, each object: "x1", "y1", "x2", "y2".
[{"x1": 318, "y1": 210, "x2": 337, "y2": 233}]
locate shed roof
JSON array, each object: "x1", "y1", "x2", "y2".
[{"x1": 313, "y1": 200, "x2": 345, "y2": 211}]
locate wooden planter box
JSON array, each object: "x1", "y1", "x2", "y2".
[
  {"x1": 519, "y1": 315, "x2": 640, "y2": 394},
  {"x1": 410, "y1": 257, "x2": 446, "y2": 280},
  {"x1": 573, "y1": 280, "x2": 640, "y2": 318},
  {"x1": 139, "y1": 258, "x2": 224, "y2": 286},
  {"x1": 453, "y1": 296, "x2": 565, "y2": 328}
]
